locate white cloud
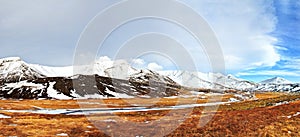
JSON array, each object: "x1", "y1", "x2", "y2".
[
  {"x1": 147, "y1": 62, "x2": 163, "y2": 71},
  {"x1": 0, "y1": 0, "x2": 117, "y2": 66},
  {"x1": 97, "y1": 56, "x2": 112, "y2": 62},
  {"x1": 131, "y1": 58, "x2": 145, "y2": 66},
  {"x1": 183, "y1": 0, "x2": 280, "y2": 71},
  {"x1": 0, "y1": 0, "x2": 283, "y2": 72},
  {"x1": 237, "y1": 70, "x2": 300, "y2": 77},
  {"x1": 130, "y1": 58, "x2": 147, "y2": 69},
  {"x1": 277, "y1": 57, "x2": 300, "y2": 70}
]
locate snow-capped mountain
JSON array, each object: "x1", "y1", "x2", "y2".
[
  {"x1": 0, "y1": 57, "x2": 45, "y2": 82},
  {"x1": 0, "y1": 56, "x2": 299, "y2": 99},
  {"x1": 131, "y1": 69, "x2": 176, "y2": 85},
  {"x1": 158, "y1": 70, "x2": 217, "y2": 89},
  {"x1": 253, "y1": 77, "x2": 298, "y2": 92},
  {"x1": 31, "y1": 56, "x2": 141, "y2": 79},
  {"x1": 0, "y1": 57, "x2": 180, "y2": 99},
  {"x1": 223, "y1": 74, "x2": 257, "y2": 90},
  {"x1": 254, "y1": 83, "x2": 300, "y2": 92},
  {"x1": 158, "y1": 71, "x2": 257, "y2": 90},
  {"x1": 0, "y1": 74, "x2": 181, "y2": 99},
  {"x1": 29, "y1": 64, "x2": 73, "y2": 77},
  {"x1": 260, "y1": 77, "x2": 292, "y2": 84}
]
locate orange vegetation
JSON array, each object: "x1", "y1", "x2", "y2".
[{"x1": 0, "y1": 93, "x2": 299, "y2": 137}]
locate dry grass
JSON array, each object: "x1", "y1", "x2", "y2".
[
  {"x1": 0, "y1": 113, "x2": 105, "y2": 137},
  {"x1": 255, "y1": 92, "x2": 284, "y2": 99},
  {"x1": 167, "y1": 100, "x2": 300, "y2": 137},
  {"x1": 0, "y1": 93, "x2": 299, "y2": 136},
  {"x1": 0, "y1": 99, "x2": 80, "y2": 110},
  {"x1": 0, "y1": 93, "x2": 233, "y2": 110}
]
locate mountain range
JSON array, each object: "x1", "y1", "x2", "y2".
[{"x1": 0, "y1": 57, "x2": 299, "y2": 99}]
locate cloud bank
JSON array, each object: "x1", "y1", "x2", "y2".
[
  {"x1": 0, "y1": 0, "x2": 288, "y2": 80},
  {"x1": 183, "y1": 0, "x2": 280, "y2": 71}
]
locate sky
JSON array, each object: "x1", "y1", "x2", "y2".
[{"x1": 0, "y1": 0, "x2": 299, "y2": 82}]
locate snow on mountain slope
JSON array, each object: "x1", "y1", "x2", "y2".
[
  {"x1": 103, "y1": 60, "x2": 139, "y2": 80},
  {"x1": 158, "y1": 70, "x2": 219, "y2": 89},
  {"x1": 0, "y1": 57, "x2": 181, "y2": 99},
  {"x1": 158, "y1": 70, "x2": 257, "y2": 90},
  {"x1": 0, "y1": 74, "x2": 180, "y2": 99},
  {"x1": 2, "y1": 56, "x2": 254, "y2": 91},
  {"x1": 0, "y1": 57, "x2": 45, "y2": 82},
  {"x1": 130, "y1": 69, "x2": 176, "y2": 84},
  {"x1": 1, "y1": 56, "x2": 298, "y2": 97},
  {"x1": 254, "y1": 83, "x2": 300, "y2": 92},
  {"x1": 47, "y1": 82, "x2": 73, "y2": 100},
  {"x1": 260, "y1": 77, "x2": 292, "y2": 84},
  {"x1": 221, "y1": 74, "x2": 257, "y2": 90},
  {"x1": 30, "y1": 65, "x2": 73, "y2": 77},
  {"x1": 31, "y1": 56, "x2": 115, "y2": 77},
  {"x1": 254, "y1": 77, "x2": 298, "y2": 92},
  {"x1": 31, "y1": 56, "x2": 139, "y2": 79}
]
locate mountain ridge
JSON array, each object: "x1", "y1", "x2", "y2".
[
  {"x1": 0, "y1": 57, "x2": 299, "y2": 99},
  {"x1": 0, "y1": 57, "x2": 182, "y2": 99},
  {"x1": 260, "y1": 77, "x2": 292, "y2": 84}
]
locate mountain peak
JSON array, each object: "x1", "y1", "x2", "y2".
[
  {"x1": 0, "y1": 57, "x2": 44, "y2": 82},
  {"x1": 0, "y1": 57, "x2": 22, "y2": 63},
  {"x1": 260, "y1": 77, "x2": 292, "y2": 84}
]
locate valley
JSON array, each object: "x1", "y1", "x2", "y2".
[{"x1": 0, "y1": 92, "x2": 300, "y2": 136}]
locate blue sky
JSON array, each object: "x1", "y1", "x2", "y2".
[
  {"x1": 0, "y1": 0, "x2": 299, "y2": 82},
  {"x1": 236, "y1": 0, "x2": 300, "y2": 82}
]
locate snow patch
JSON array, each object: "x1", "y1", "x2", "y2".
[
  {"x1": 101, "y1": 119, "x2": 117, "y2": 122},
  {"x1": 229, "y1": 98, "x2": 240, "y2": 102},
  {"x1": 283, "y1": 112, "x2": 300, "y2": 119},
  {"x1": 0, "y1": 114, "x2": 11, "y2": 119},
  {"x1": 56, "y1": 133, "x2": 68, "y2": 136},
  {"x1": 4, "y1": 81, "x2": 45, "y2": 94},
  {"x1": 105, "y1": 88, "x2": 134, "y2": 98},
  {"x1": 47, "y1": 82, "x2": 72, "y2": 100}
]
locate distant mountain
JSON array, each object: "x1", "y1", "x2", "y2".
[
  {"x1": 260, "y1": 77, "x2": 292, "y2": 84},
  {"x1": 224, "y1": 74, "x2": 257, "y2": 90},
  {"x1": 158, "y1": 71, "x2": 257, "y2": 90},
  {"x1": 255, "y1": 77, "x2": 298, "y2": 92},
  {"x1": 254, "y1": 83, "x2": 300, "y2": 92}
]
